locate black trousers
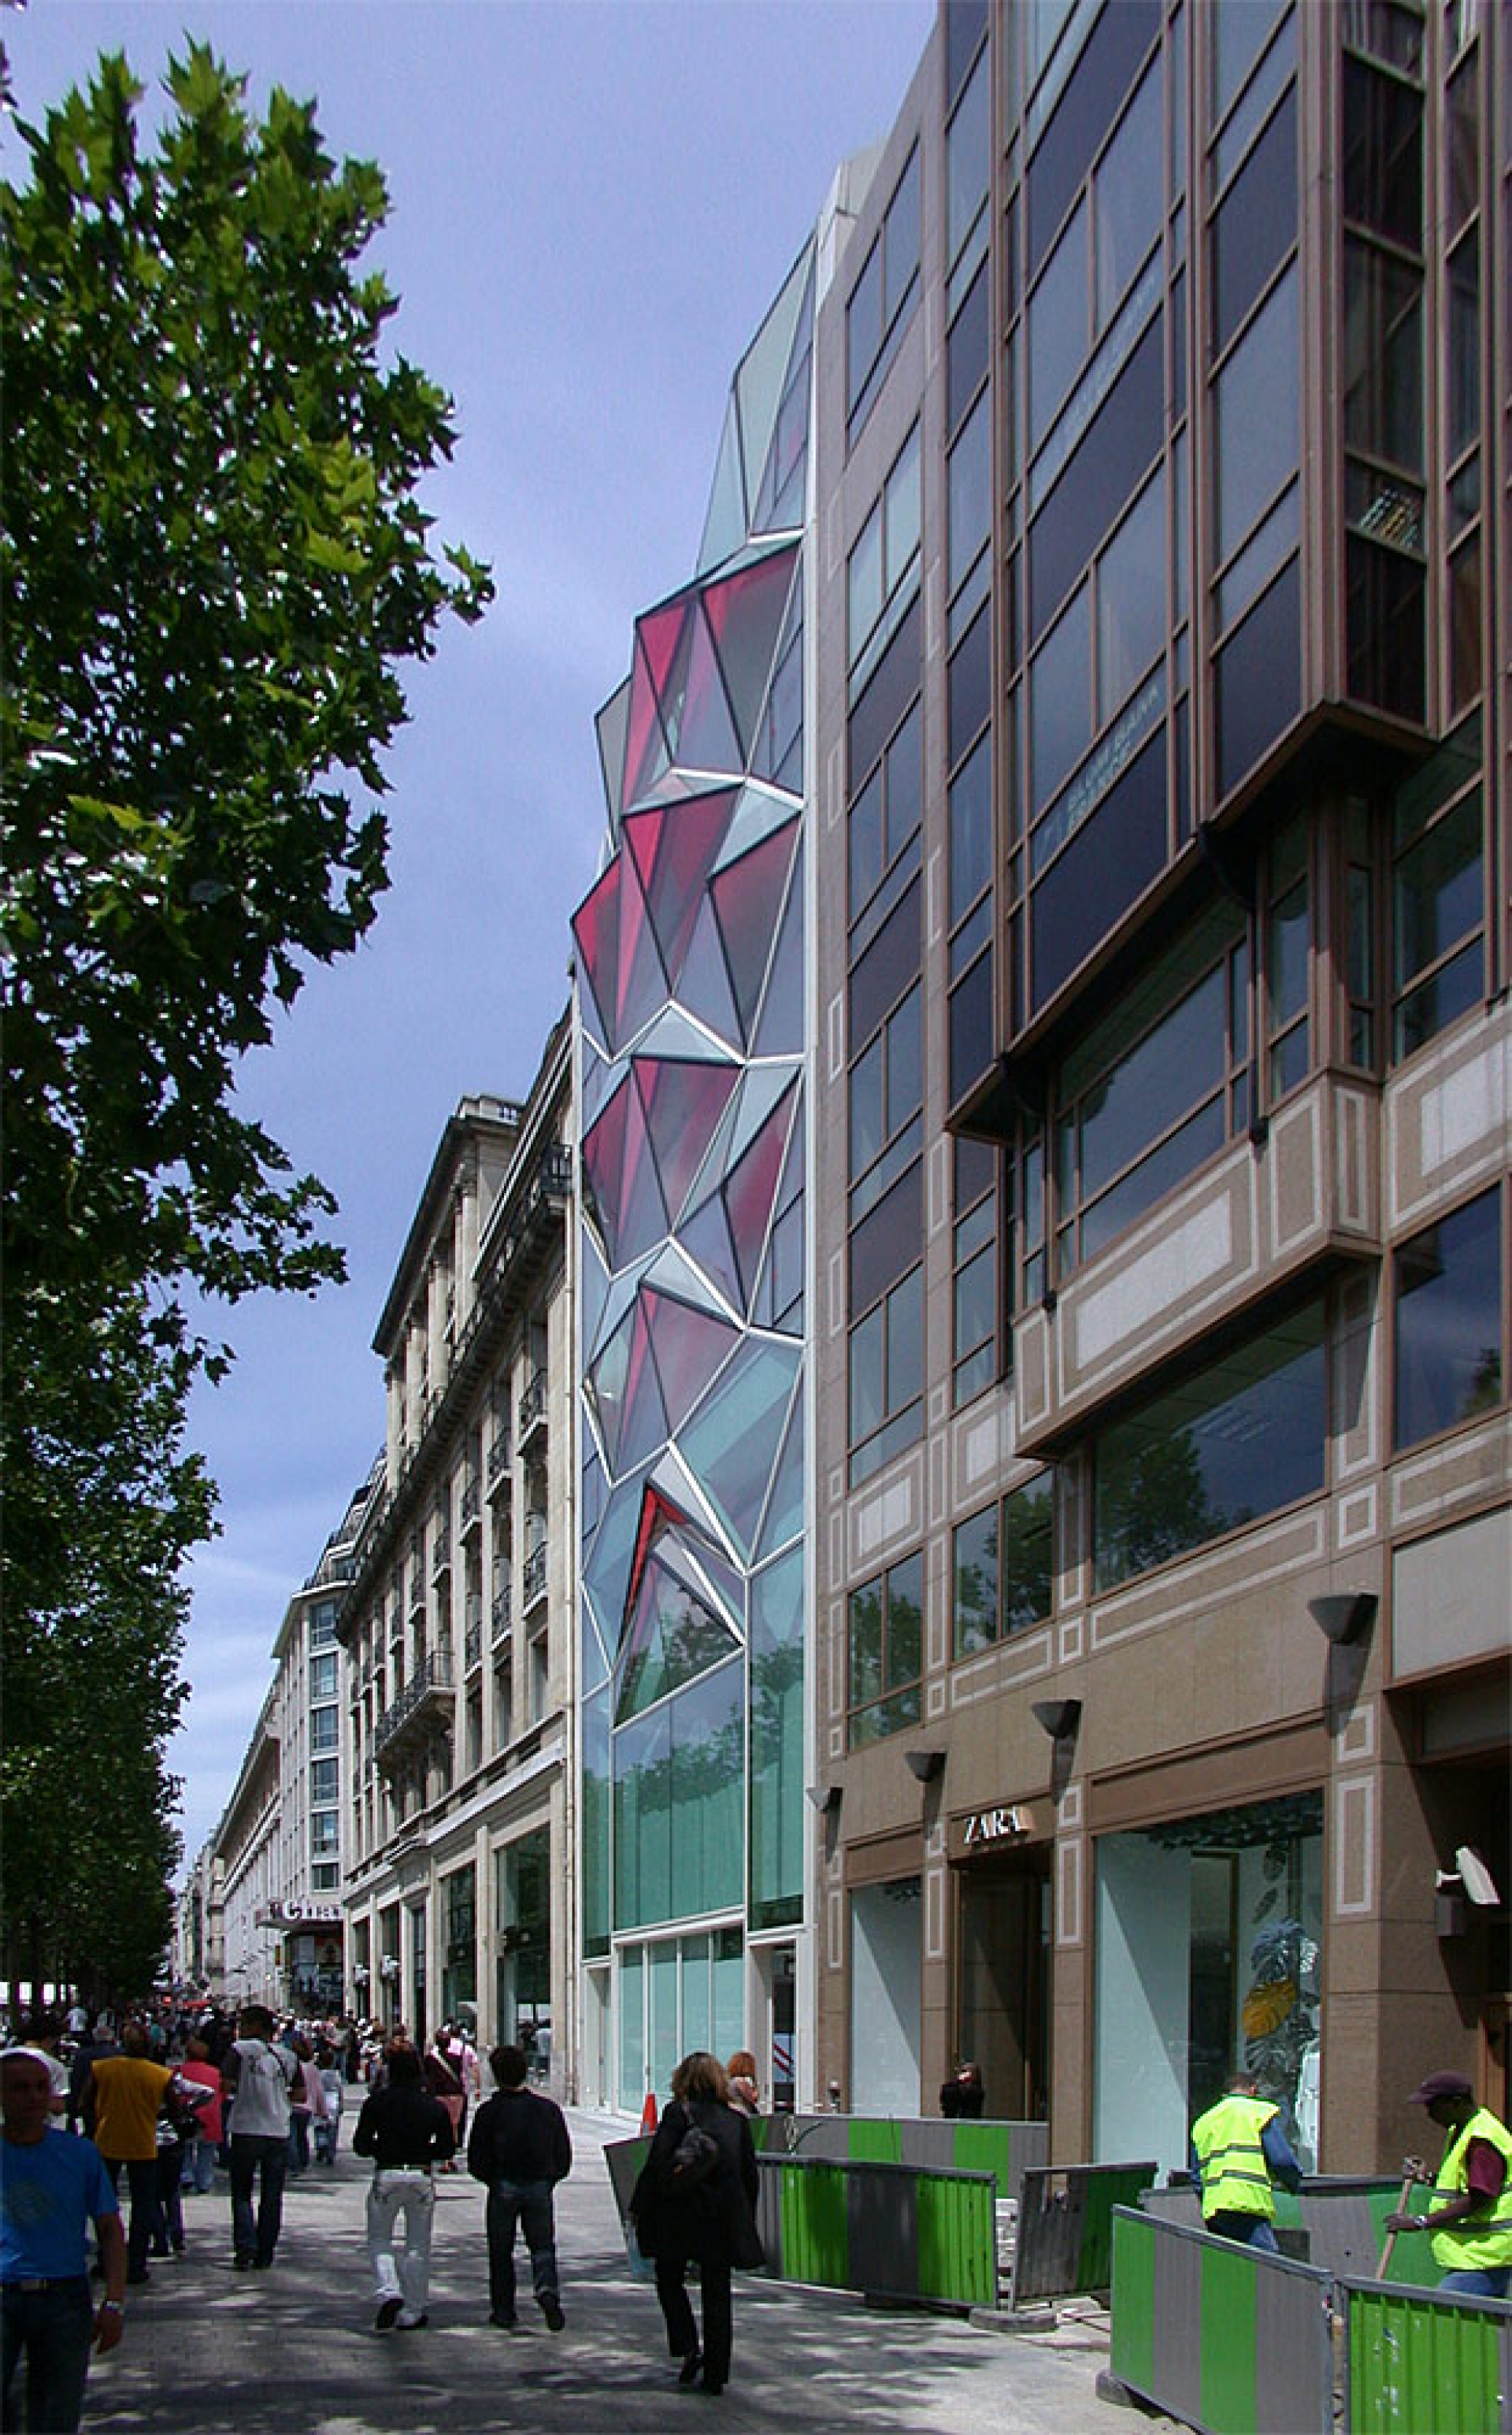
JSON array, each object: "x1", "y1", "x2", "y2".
[{"x1": 654, "y1": 2248, "x2": 732, "y2": 2385}]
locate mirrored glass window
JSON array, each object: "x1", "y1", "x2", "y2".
[{"x1": 1393, "y1": 1188, "x2": 1504, "y2": 1449}]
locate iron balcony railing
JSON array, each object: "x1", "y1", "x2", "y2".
[
  {"x1": 491, "y1": 1582, "x2": 513, "y2": 1642},
  {"x1": 517, "y1": 1368, "x2": 548, "y2": 1444},
  {"x1": 522, "y1": 1542, "x2": 547, "y2": 1611},
  {"x1": 372, "y1": 1647, "x2": 455, "y2": 1765}
]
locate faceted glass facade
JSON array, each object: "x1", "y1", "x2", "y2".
[{"x1": 574, "y1": 244, "x2": 815, "y2": 2014}]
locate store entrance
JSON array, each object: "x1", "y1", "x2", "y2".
[{"x1": 955, "y1": 1855, "x2": 1051, "y2": 2122}]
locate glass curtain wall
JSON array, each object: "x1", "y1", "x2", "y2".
[{"x1": 574, "y1": 244, "x2": 818, "y2": 2107}]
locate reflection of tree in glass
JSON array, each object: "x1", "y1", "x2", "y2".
[
  {"x1": 956, "y1": 1521, "x2": 996, "y2": 1655},
  {"x1": 1466, "y1": 1344, "x2": 1503, "y2": 1418},
  {"x1": 1096, "y1": 1426, "x2": 1219, "y2": 1585},
  {"x1": 1002, "y1": 1484, "x2": 1053, "y2": 1634}
]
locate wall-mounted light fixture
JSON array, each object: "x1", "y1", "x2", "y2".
[
  {"x1": 1306, "y1": 1591, "x2": 1377, "y2": 1644},
  {"x1": 904, "y1": 1747, "x2": 945, "y2": 1784},
  {"x1": 806, "y1": 1783, "x2": 842, "y2": 1814},
  {"x1": 1031, "y1": 1698, "x2": 1082, "y2": 1744}
]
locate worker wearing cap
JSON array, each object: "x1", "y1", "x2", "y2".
[
  {"x1": 1190, "y1": 2070, "x2": 1303, "y2": 2251},
  {"x1": 1385, "y1": 2070, "x2": 1512, "y2": 2299}
]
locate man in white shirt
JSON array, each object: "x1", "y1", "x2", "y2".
[{"x1": 221, "y1": 2007, "x2": 296, "y2": 2271}]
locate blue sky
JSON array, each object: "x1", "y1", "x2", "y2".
[{"x1": 9, "y1": 0, "x2": 932, "y2": 1871}]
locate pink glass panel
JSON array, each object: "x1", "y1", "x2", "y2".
[
  {"x1": 702, "y1": 544, "x2": 798, "y2": 758},
  {"x1": 571, "y1": 855, "x2": 623, "y2": 1053},
  {"x1": 642, "y1": 1287, "x2": 739, "y2": 1435},
  {"x1": 622, "y1": 632, "x2": 669, "y2": 811},
  {"x1": 710, "y1": 817, "x2": 799, "y2": 1045},
  {"x1": 635, "y1": 1055, "x2": 739, "y2": 1222},
  {"x1": 678, "y1": 1187, "x2": 743, "y2": 1314},
  {"x1": 672, "y1": 895, "x2": 742, "y2": 1049},
  {"x1": 723, "y1": 1084, "x2": 795, "y2": 1302},
  {"x1": 624, "y1": 788, "x2": 734, "y2": 989},
  {"x1": 674, "y1": 600, "x2": 741, "y2": 776},
  {"x1": 581, "y1": 1078, "x2": 631, "y2": 1262}
]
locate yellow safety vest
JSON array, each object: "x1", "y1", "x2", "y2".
[
  {"x1": 1191, "y1": 2094, "x2": 1279, "y2": 2222},
  {"x1": 1429, "y1": 2107, "x2": 1512, "y2": 2275}
]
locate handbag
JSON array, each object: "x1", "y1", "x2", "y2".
[{"x1": 665, "y1": 2119, "x2": 721, "y2": 2194}]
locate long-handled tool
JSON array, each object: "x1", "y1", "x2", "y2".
[{"x1": 1376, "y1": 2159, "x2": 1424, "y2": 2278}]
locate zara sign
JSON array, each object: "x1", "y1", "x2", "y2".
[{"x1": 958, "y1": 1803, "x2": 1032, "y2": 1852}]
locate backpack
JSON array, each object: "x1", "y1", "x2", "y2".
[{"x1": 664, "y1": 2113, "x2": 721, "y2": 2196}]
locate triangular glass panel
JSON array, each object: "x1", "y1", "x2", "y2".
[
  {"x1": 635, "y1": 1054, "x2": 741, "y2": 1225},
  {"x1": 616, "y1": 1546, "x2": 741, "y2": 1723},
  {"x1": 649, "y1": 1531, "x2": 745, "y2": 1637},
  {"x1": 586, "y1": 1302, "x2": 634, "y2": 1476},
  {"x1": 572, "y1": 856, "x2": 623, "y2": 1059},
  {"x1": 733, "y1": 249, "x2": 811, "y2": 532},
  {"x1": 626, "y1": 1003, "x2": 732, "y2": 1069},
  {"x1": 751, "y1": 843, "x2": 804, "y2": 1058},
  {"x1": 671, "y1": 894, "x2": 742, "y2": 1051},
  {"x1": 711, "y1": 781, "x2": 798, "y2": 876},
  {"x1": 676, "y1": 1337, "x2": 802, "y2": 1562},
  {"x1": 613, "y1": 853, "x2": 670, "y2": 1048},
  {"x1": 677, "y1": 1185, "x2": 744, "y2": 1316},
  {"x1": 580, "y1": 1221, "x2": 610, "y2": 1360},
  {"x1": 590, "y1": 1244, "x2": 657, "y2": 1364},
  {"x1": 755, "y1": 328, "x2": 813, "y2": 535},
  {"x1": 711, "y1": 819, "x2": 800, "y2": 1047},
  {"x1": 582, "y1": 1458, "x2": 656, "y2": 1648},
  {"x1": 580, "y1": 1032, "x2": 616, "y2": 1129},
  {"x1": 754, "y1": 1189, "x2": 805, "y2": 1335},
  {"x1": 624, "y1": 788, "x2": 734, "y2": 989},
  {"x1": 617, "y1": 1300, "x2": 671, "y2": 1477},
  {"x1": 697, "y1": 394, "x2": 750, "y2": 580},
  {"x1": 702, "y1": 545, "x2": 799, "y2": 763},
  {"x1": 652, "y1": 593, "x2": 697, "y2": 762},
  {"x1": 676, "y1": 598, "x2": 742, "y2": 777},
  {"x1": 754, "y1": 1377, "x2": 805, "y2": 1561},
  {"x1": 750, "y1": 620, "x2": 803, "y2": 789},
  {"x1": 723, "y1": 1084, "x2": 796, "y2": 1305},
  {"x1": 623, "y1": 630, "x2": 671, "y2": 811},
  {"x1": 642, "y1": 1285, "x2": 740, "y2": 1437},
  {"x1": 640, "y1": 1239, "x2": 732, "y2": 1321},
  {"x1": 724, "y1": 1059, "x2": 799, "y2": 1173},
  {"x1": 596, "y1": 675, "x2": 632, "y2": 825},
  {"x1": 581, "y1": 1581, "x2": 612, "y2": 1694},
  {"x1": 613, "y1": 1082, "x2": 671, "y2": 1271},
  {"x1": 581, "y1": 1077, "x2": 631, "y2": 1267}
]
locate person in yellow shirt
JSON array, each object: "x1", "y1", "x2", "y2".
[
  {"x1": 90, "y1": 2024, "x2": 206, "y2": 2285},
  {"x1": 1385, "y1": 2070, "x2": 1512, "y2": 2300},
  {"x1": 1190, "y1": 2071, "x2": 1303, "y2": 2251}
]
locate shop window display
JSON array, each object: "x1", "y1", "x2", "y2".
[{"x1": 1094, "y1": 1792, "x2": 1323, "y2": 2174}]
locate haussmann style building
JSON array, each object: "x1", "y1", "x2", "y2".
[{"x1": 339, "y1": 1025, "x2": 576, "y2": 2081}]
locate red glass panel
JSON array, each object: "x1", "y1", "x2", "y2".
[
  {"x1": 642, "y1": 1286, "x2": 739, "y2": 1434},
  {"x1": 723, "y1": 1084, "x2": 796, "y2": 1301},
  {"x1": 624, "y1": 787, "x2": 735, "y2": 988},
  {"x1": 675, "y1": 600, "x2": 741, "y2": 775}
]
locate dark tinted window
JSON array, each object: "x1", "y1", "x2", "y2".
[
  {"x1": 1342, "y1": 56, "x2": 1422, "y2": 248},
  {"x1": 1345, "y1": 539, "x2": 1425, "y2": 725},
  {"x1": 1394, "y1": 1190, "x2": 1503, "y2": 1448},
  {"x1": 949, "y1": 602, "x2": 992, "y2": 763},
  {"x1": 1031, "y1": 731, "x2": 1166, "y2": 1008},
  {"x1": 849, "y1": 597, "x2": 921, "y2": 784},
  {"x1": 1211, "y1": 96, "x2": 1296, "y2": 357},
  {"x1": 950, "y1": 951, "x2": 995, "y2": 1107},
  {"x1": 850, "y1": 875, "x2": 921, "y2": 1045},
  {"x1": 1027, "y1": 0, "x2": 1163, "y2": 272},
  {"x1": 948, "y1": 259, "x2": 990, "y2": 435},
  {"x1": 850, "y1": 1160, "x2": 925, "y2": 1316},
  {"x1": 1028, "y1": 315, "x2": 1163, "y2": 639},
  {"x1": 1215, "y1": 558, "x2": 1301, "y2": 799}
]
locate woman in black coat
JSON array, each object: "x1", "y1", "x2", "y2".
[{"x1": 629, "y1": 2050, "x2": 763, "y2": 2397}]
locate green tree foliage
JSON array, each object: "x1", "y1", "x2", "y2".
[{"x1": 1, "y1": 47, "x2": 492, "y2": 1992}]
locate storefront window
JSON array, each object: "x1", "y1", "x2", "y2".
[{"x1": 1093, "y1": 1792, "x2": 1323, "y2": 2174}]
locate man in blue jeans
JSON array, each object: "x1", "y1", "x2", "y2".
[
  {"x1": 466, "y1": 2044, "x2": 572, "y2": 2329},
  {"x1": 2, "y1": 2049, "x2": 127, "y2": 2433},
  {"x1": 222, "y1": 2007, "x2": 296, "y2": 2271}
]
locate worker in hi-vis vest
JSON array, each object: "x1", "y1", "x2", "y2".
[
  {"x1": 1190, "y1": 2070, "x2": 1303, "y2": 2251},
  {"x1": 1384, "y1": 2070, "x2": 1512, "y2": 2300}
]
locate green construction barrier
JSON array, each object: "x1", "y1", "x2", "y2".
[
  {"x1": 1111, "y1": 2206, "x2": 1334, "y2": 2435},
  {"x1": 1341, "y1": 2275, "x2": 1512, "y2": 2434},
  {"x1": 761, "y1": 2153, "x2": 997, "y2": 2308}
]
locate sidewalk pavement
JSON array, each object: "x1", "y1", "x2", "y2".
[{"x1": 80, "y1": 2110, "x2": 1145, "y2": 2434}]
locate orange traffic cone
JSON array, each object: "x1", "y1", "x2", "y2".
[{"x1": 639, "y1": 2090, "x2": 658, "y2": 2136}]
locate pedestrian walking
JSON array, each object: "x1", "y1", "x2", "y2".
[
  {"x1": 465, "y1": 2044, "x2": 572, "y2": 2332},
  {"x1": 628, "y1": 2050, "x2": 764, "y2": 2398},
  {"x1": 1189, "y1": 2070, "x2": 1303, "y2": 2251},
  {"x1": 2, "y1": 2048, "x2": 127, "y2": 2435},
  {"x1": 178, "y1": 2038, "x2": 224, "y2": 2195},
  {"x1": 222, "y1": 2004, "x2": 298, "y2": 2272},
  {"x1": 314, "y1": 2042, "x2": 344, "y2": 2165},
  {"x1": 725, "y1": 2051, "x2": 761, "y2": 2118},
  {"x1": 1384, "y1": 2070, "x2": 1512, "y2": 2298},
  {"x1": 352, "y1": 2043, "x2": 454, "y2": 2332},
  {"x1": 90, "y1": 2022, "x2": 207, "y2": 2285}
]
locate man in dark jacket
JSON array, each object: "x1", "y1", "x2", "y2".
[
  {"x1": 352, "y1": 2043, "x2": 454, "y2": 2331},
  {"x1": 466, "y1": 2044, "x2": 572, "y2": 2331}
]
